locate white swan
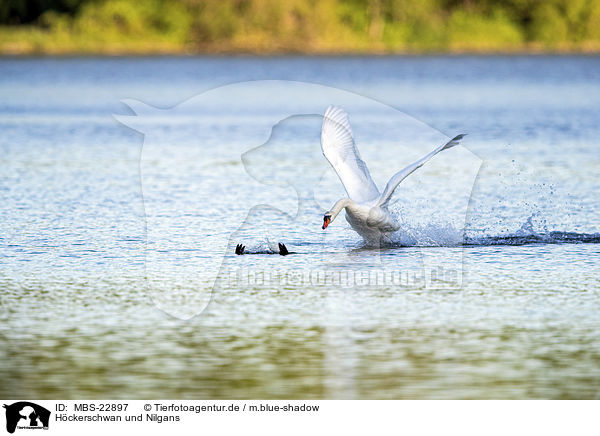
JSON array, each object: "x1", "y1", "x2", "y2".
[{"x1": 320, "y1": 105, "x2": 465, "y2": 244}]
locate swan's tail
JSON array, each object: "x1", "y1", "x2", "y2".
[{"x1": 441, "y1": 134, "x2": 466, "y2": 151}]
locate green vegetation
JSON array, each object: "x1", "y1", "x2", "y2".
[{"x1": 1, "y1": 0, "x2": 600, "y2": 54}]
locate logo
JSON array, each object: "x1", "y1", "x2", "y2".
[{"x1": 3, "y1": 402, "x2": 50, "y2": 434}]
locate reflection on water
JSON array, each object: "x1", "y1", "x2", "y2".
[
  {"x1": 1, "y1": 56, "x2": 599, "y2": 399},
  {"x1": 3, "y1": 322, "x2": 600, "y2": 399}
]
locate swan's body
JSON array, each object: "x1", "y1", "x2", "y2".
[
  {"x1": 321, "y1": 105, "x2": 465, "y2": 244},
  {"x1": 325, "y1": 197, "x2": 399, "y2": 242}
]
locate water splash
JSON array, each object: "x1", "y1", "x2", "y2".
[
  {"x1": 464, "y1": 231, "x2": 600, "y2": 246},
  {"x1": 387, "y1": 213, "x2": 600, "y2": 248},
  {"x1": 393, "y1": 221, "x2": 463, "y2": 247}
]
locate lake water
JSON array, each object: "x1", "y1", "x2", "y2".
[{"x1": 1, "y1": 56, "x2": 599, "y2": 399}]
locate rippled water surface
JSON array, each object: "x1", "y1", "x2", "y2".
[{"x1": 1, "y1": 56, "x2": 599, "y2": 399}]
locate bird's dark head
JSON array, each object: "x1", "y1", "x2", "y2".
[{"x1": 322, "y1": 213, "x2": 332, "y2": 230}]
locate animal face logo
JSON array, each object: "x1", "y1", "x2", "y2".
[
  {"x1": 3, "y1": 402, "x2": 50, "y2": 433},
  {"x1": 116, "y1": 80, "x2": 482, "y2": 320}
]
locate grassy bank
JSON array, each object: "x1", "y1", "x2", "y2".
[{"x1": 2, "y1": 0, "x2": 600, "y2": 55}]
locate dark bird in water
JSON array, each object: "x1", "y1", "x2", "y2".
[
  {"x1": 235, "y1": 243, "x2": 293, "y2": 256},
  {"x1": 278, "y1": 243, "x2": 289, "y2": 255}
]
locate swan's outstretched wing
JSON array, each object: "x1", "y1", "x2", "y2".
[
  {"x1": 377, "y1": 134, "x2": 466, "y2": 206},
  {"x1": 321, "y1": 106, "x2": 380, "y2": 203}
]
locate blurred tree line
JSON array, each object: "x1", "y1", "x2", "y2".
[
  {"x1": 1, "y1": 0, "x2": 599, "y2": 53},
  {"x1": 0, "y1": 0, "x2": 85, "y2": 24}
]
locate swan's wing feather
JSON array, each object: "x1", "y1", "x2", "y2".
[
  {"x1": 377, "y1": 134, "x2": 466, "y2": 206},
  {"x1": 321, "y1": 106, "x2": 380, "y2": 203}
]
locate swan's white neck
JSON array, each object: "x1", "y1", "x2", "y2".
[{"x1": 329, "y1": 198, "x2": 355, "y2": 219}]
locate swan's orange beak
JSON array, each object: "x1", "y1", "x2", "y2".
[{"x1": 322, "y1": 216, "x2": 331, "y2": 230}]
